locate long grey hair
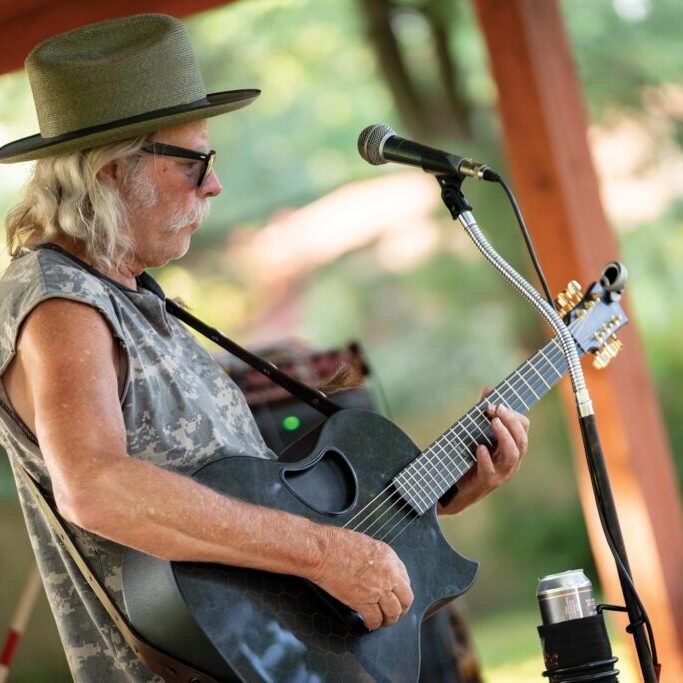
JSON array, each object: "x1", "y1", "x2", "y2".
[{"x1": 5, "y1": 137, "x2": 148, "y2": 271}]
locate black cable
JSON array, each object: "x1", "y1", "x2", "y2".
[
  {"x1": 582, "y1": 420, "x2": 659, "y2": 667},
  {"x1": 489, "y1": 174, "x2": 557, "y2": 310}
]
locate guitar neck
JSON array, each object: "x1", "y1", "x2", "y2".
[{"x1": 393, "y1": 336, "x2": 575, "y2": 514}]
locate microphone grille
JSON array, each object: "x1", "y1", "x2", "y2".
[{"x1": 357, "y1": 124, "x2": 395, "y2": 165}]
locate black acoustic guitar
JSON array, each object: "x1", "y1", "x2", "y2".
[{"x1": 122, "y1": 275, "x2": 628, "y2": 682}]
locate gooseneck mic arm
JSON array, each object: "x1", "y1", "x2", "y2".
[{"x1": 437, "y1": 178, "x2": 592, "y2": 415}]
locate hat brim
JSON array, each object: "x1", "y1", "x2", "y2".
[{"x1": 0, "y1": 89, "x2": 260, "y2": 163}]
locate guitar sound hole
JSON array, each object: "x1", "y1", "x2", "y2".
[{"x1": 282, "y1": 449, "x2": 358, "y2": 516}]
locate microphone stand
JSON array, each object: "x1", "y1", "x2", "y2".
[{"x1": 436, "y1": 175, "x2": 658, "y2": 683}]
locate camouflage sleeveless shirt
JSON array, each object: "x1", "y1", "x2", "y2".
[{"x1": 0, "y1": 245, "x2": 274, "y2": 682}]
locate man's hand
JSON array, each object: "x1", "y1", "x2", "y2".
[
  {"x1": 439, "y1": 387, "x2": 530, "y2": 515},
  {"x1": 310, "y1": 526, "x2": 414, "y2": 630}
]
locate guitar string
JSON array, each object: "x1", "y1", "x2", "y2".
[
  {"x1": 381, "y1": 334, "x2": 602, "y2": 545},
  {"x1": 342, "y1": 350, "x2": 547, "y2": 533},
  {"x1": 357, "y1": 341, "x2": 565, "y2": 538},
  {"x1": 343, "y1": 339, "x2": 567, "y2": 537},
  {"x1": 355, "y1": 377, "x2": 537, "y2": 540},
  {"x1": 404, "y1": 327, "x2": 583, "y2": 493},
  {"x1": 357, "y1": 348, "x2": 562, "y2": 540},
  {"x1": 369, "y1": 310, "x2": 605, "y2": 543},
  {"x1": 380, "y1": 309, "x2": 604, "y2": 544},
  {"x1": 347, "y1": 341, "x2": 568, "y2": 539},
  {"x1": 380, "y1": 341, "x2": 568, "y2": 544}
]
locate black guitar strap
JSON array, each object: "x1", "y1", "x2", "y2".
[{"x1": 137, "y1": 271, "x2": 343, "y2": 418}]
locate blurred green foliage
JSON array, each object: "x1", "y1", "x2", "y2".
[{"x1": 1, "y1": 0, "x2": 682, "y2": 678}]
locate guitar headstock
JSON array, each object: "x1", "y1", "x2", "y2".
[{"x1": 559, "y1": 262, "x2": 629, "y2": 369}]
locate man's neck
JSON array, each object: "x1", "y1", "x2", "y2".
[{"x1": 46, "y1": 237, "x2": 139, "y2": 290}]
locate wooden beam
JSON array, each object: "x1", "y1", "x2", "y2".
[
  {"x1": 0, "y1": 0, "x2": 235, "y2": 75},
  {"x1": 473, "y1": 0, "x2": 683, "y2": 679}
]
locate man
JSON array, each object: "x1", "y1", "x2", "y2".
[{"x1": 0, "y1": 13, "x2": 529, "y2": 682}]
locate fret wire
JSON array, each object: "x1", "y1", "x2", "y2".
[
  {"x1": 451, "y1": 420, "x2": 481, "y2": 455},
  {"x1": 516, "y1": 359, "x2": 542, "y2": 399},
  {"x1": 496, "y1": 376, "x2": 530, "y2": 412},
  {"x1": 551, "y1": 342, "x2": 570, "y2": 371},
  {"x1": 431, "y1": 441, "x2": 464, "y2": 487},
  {"x1": 436, "y1": 441, "x2": 468, "y2": 482},
  {"x1": 419, "y1": 443, "x2": 457, "y2": 491},
  {"x1": 553, "y1": 343, "x2": 573, "y2": 372},
  {"x1": 527, "y1": 353, "x2": 552, "y2": 389},
  {"x1": 426, "y1": 441, "x2": 465, "y2": 484},
  {"x1": 438, "y1": 421, "x2": 476, "y2": 456},
  {"x1": 461, "y1": 411, "x2": 492, "y2": 446},
  {"x1": 417, "y1": 440, "x2": 465, "y2": 496},
  {"x1": 413, "y1": 446, "x2": 453, "y2": 495},
  {"x1": 394, "y1": 462, "x2": 433, "y2": 510},
  {"x1": 449, "y1": 418, "x2": 490, "y2": 467},
  {"x1": 439, "y1": 426, "x2": 477, "y2": 465},
  {"x1": 483, "y1": 383, "x2": 520, "y2": 417},
  {"x1": 395, "y1": 474, "x2": 431, "y2": 512},
  {"x1": 382, "y1": 347, "x2": 570, "y2": 535},
  {"x1": 404, "y1": 438, "x2": 457, "y2": 504},
  {"x1": 547, "y1": 343, "x2": 570, "y2": 382},
  {"x1": 538, "y1": 344, "x2": 564, "y2": 383},
  {"x1": 519, "y1": 354, "x2": 552, "y2": 401},
  {"x1": 494, "y1": 360, "x2": 541, "y2": 412},
  {"x1": 416, "y1": 404, "x2": 486, "y2": 504},
  {"x1": 537, "y1": 346, "x2": 563, "y2": 379},
  {"x1": 424, "y1": 434, "x2": 477, "y2": 497},
  {"x1": 550, "y1": 338, "x2": 570, "y2": 365},
  {"x1": 507, "y1": 357, "x2": 546, "y2": 404},
  {"x1": 544, "y1": 341, "x2": 568, "y2": 375},
  {"x1": 397, "y1": 467, "x2": 439, "y2": 512},
  {"x1": 490, "y1": 373, "x2": 526, "y2": 405},
  {"x1": 439, "y1": 432, "x2": 479, "y2": 476}
]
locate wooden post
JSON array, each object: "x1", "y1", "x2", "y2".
[{"x1": 473, "y1": 0, "x2": 683, "y2": 679}]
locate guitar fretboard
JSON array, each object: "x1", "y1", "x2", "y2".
[{"x1": 392, "y1": 337, "x2": 571, "y2": 514}]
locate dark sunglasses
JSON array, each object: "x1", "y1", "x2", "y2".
[{"x1": 142, "y1": 142, "x2": 216, "y2": 187}]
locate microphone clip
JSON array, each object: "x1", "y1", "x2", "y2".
[{"x1": 437, "y1": 175, "x2": 473, "y2": 220}]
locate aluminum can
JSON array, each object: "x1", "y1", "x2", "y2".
[{"x1": 537, "y1": 569, "x2": 597, "y2": 625}]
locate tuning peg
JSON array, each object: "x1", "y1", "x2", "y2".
[
  {"x1": 592, "y1": 335, "x2": 623, "y2": 370},
  {"x1": 556, "y1": 281, "x2": 583, "y2": 317}
]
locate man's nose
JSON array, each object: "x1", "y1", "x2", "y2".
[{"x1": 199, "y1": 169, "x2": 222, "y2": 197}]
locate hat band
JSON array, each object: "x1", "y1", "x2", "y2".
[{"x1": 41, "y1": 96, "x2": 211, "y2": 143}]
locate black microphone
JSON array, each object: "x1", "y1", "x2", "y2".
[{"x1": 357, "y1": 124, "x2": 498, "y2": 181}]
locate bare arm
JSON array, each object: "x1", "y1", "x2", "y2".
[{"x1": 5, "y1": 298, "x2": 412, "y2": 629}]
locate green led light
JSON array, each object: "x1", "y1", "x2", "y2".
[{"x1": 282, "y1": 415, "x2": 301, "y2": 431}]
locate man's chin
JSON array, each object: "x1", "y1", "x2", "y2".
[{"x1": 165, "y1": 218, "x2": 205, "y2": 235}]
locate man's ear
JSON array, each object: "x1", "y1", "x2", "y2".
[{"x1": 98, "y1": 159, "x2": 125, "y2": 187}]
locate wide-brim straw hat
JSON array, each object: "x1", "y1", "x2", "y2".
[{"x1": 0, "y1": 13, "x2": 260, "y2": 163}]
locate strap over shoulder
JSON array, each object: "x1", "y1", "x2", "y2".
[{"x1": 139, "y1": 270, "x2": 343, "y2": 418}]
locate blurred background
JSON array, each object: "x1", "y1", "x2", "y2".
[{"x1": 1, "y1": 0, "x2": 681, "y2": 680}]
